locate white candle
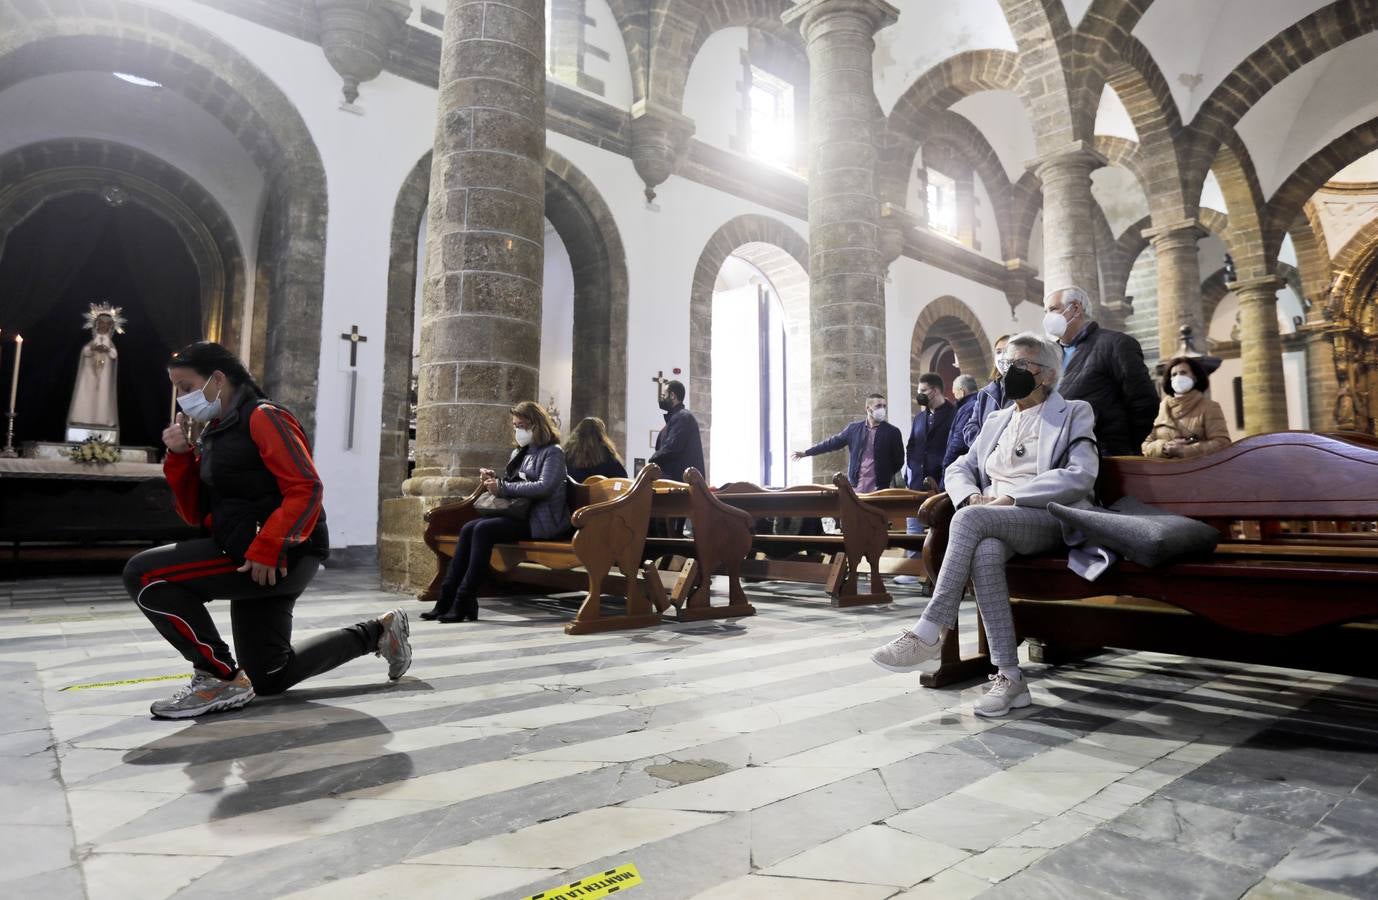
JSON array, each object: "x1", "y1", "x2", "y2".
[
  {"x1": 7, "y1": 335, "x2": 20, "y2": 415},
  {"x1": 171, "y1": 383, "x2": 178, "y2": 423}
]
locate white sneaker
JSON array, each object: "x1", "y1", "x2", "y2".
[
  {"x1": 974, "y1": 673, "x2": 1032, "y2": 717},
  {"x1": 892, "y1": 575, "x2": 920, "y2": 585},
  {"x1": 870, "y1": 630, "x2": 943, "y2": 672},
  {"x1": 376, "y1": 608, "x2": 413, "y2": 680}
]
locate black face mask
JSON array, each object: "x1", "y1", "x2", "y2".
[
  {"x1": 915, "y1": 393, "x2": 930, "y2": 407},
  {"x1": 658, "y1": 396, "x2": 674, "y2": 412},
  {"x1": 1003, "y1": 367, "x2": 1039, "y2": 401}
]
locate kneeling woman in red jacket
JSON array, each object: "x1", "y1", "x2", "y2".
[{"x1": 123, "y1": 342, "x2": 412, "y2": 719}]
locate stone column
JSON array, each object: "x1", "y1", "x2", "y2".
[
  {"x1": 783, "y1": 0, "x2": 898, "y2": 482},
  {"x1": 1030, "y1": 141, "x2": 1105, "y2": 308},
  {"x1": 1143, "y1": 218, "x2": 1206, "y2": 363},
  {"x1": 1234, "y1": 275, "x2": 1289, "y2": 434},
  {"x1": 1304, "y1": 326, "x2": 1339, "y2": 432},
  {"x1": 382, "y1": 0, "x2": 546, "y2": 593}
]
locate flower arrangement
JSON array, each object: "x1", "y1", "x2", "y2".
[{"x1": 68, "y1": 435, "x2": 122, "y2": 465}]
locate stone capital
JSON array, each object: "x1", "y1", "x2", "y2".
[
  {"x1": 315, "y1": 0, "x2": 412, "y2": 104},
  {"x1": 1231, "y1": 275, "x2": 1284, "y2": 302},
  {"x1": 1025, "y1": 140, "x2": 1107, "y2": 180},
  {"x1": 1142, "y1": 217, "x2": 1207, "y2": 250},
  {"x1": 630, "y1": 99, "x2": 696, "y2": 204},
  {"x1": 782, "y1": 0, "x2": 900, "y2": 39}
]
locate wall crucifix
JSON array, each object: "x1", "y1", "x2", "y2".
[{"x1": 341, "y1": 325, "x2": 369, "y2": 367}]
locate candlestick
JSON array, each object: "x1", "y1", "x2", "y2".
[
  {"x1": 0, "y1": 413, "x2": 14, "y2": 458},
  {"x1": 6, "y1": 335, "x2": 20, "y2": 416}
]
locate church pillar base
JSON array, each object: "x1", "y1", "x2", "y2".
[{"x1": 379, "y1": 495, "x2": 438, "y2": 597}]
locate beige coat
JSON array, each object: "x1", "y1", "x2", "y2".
[{"x1": 1141, "y1": 390, "x2": 1230, "y2": 459}]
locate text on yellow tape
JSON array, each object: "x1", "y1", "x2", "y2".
[{"x1": 524, "y1": 863, "x2": 642, "y2": 900}]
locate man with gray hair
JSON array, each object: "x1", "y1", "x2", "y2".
[{"x1": 1043, "y1": 286, "x2": 1158, "y2": 456}]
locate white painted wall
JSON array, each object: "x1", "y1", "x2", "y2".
[
  {"x1": 1236, "y1": 32, "x2": 1378, "y2": 198},
  {"x1": 1333, "y1": 148, "x2": 1378, "y2": 183},
  {"x1": 950, "y1": 93, "x2": 1036, "y2": 183},
  {"x1": 683, "y1": 29, "x2": 748, "y2": 155},
  {"x1": 1094, "y1": 85, "x2": 1139, "y2": 142},
  {"x1": 1133, "y1": 0, "x2": 1331, "y2": 122}
]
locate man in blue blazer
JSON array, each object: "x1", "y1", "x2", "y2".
[{"x1": 793, "y1": 394, "x2": 904, "y2": 490}]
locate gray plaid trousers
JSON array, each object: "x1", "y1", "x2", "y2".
[{"x1": 918, "y1": 504, "x2": 1063, "y2": 668}]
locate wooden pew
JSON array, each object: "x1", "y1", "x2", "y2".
[
  {"x1": 421, "y1": 463, "x2": 669, "y2": 635},
  {"x1": 658, "y1": 475, "x2": 929, "y2": 607},
  {"x1": 917, "y1": 431, "x2": 1378, "y2": 685}
]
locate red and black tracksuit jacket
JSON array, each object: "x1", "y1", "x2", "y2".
[{"x1": 164, "y1": 390, "x2": 330, "y2": 569}]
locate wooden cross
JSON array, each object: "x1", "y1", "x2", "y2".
[{"x1": 341, "y1": 325, "x2": 368, "y2": 367}]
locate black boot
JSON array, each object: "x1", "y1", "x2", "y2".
[
  {"x1": 419, "y1": 599, "x2": 447, "y2": 621},
  {"x1": 438, "y1": 594, "x2": 478, "y2": 623}
]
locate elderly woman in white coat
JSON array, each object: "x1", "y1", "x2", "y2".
[{"x1": 870, "y1": 332, "x2": 1099, "y2": 716}]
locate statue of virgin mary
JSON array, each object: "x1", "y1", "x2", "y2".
[{"x1": 66, "y1": 303, "x2": 124, "y2": 442}]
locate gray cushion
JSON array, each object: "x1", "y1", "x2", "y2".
[{"x1": 1047, "y1": 496, "x2": 1219, "y2": 568}]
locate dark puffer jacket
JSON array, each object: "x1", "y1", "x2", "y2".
[{"x1": 1056, "y1": 322, "x2": 1160, "y2": 456}]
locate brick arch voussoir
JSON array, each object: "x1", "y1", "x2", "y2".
[
  {"x1": 909, "y1": 296, "x2": 995, "y2": 395},
  {"x1": 1103, "y1": 37, "x2": 1190, "y2": 217},
  {"x1": 887, "y1": 50, "x2": 1024, "y2": 137},
  {"x1": 1211, "y1": 136, "x2": 1271, "y2": 279},
  {"x1": 0, "y1": 4, "x2": 328, "y2": 434},
  {"x1": 1289, "y1": 205, "x2": 1332, "y2": 315},
  {"x1": 1009, "y1": 170, "x2": 1044, "y2": 263},
  {"x1": 1185, "y1": 0, "x2": 1378, "y2": 195},
  {"x1": 995, "y1": 0, "x2": 1085, "y2": 147}
]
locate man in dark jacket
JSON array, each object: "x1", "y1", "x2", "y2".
[
  {"x1": 941, "y1": 374, "x2": 981, "y2": 470},
  {"x1": 792, "y1": 393, "x2": 903, "y2": 490},
  {"x1": 1044, "y1": 286, "x2": 1159, "y2": 456},
  {"x1": 649, "y1": 380, "x2": 704, "y2": 481},
  {"x1": 905, "y1": 373, "x2": 955, "y2": 490}
]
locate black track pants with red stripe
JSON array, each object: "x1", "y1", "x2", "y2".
[{"x1": 123, "y1": 538, "x2": 382, "y2": 695}]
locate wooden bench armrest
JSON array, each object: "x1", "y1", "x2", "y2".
[
  {"x1": 917, "y1": 492, "x2": 955, "y2": 584},
  {"x1": 571, "y1": 463, "x2": 662, "y2": 528},
  {"x1": 685, "y1": 468, "x2": 754, "y2": 527},
  {"x1": 422, "y1": 487, "x2": 483, "y2": 551}
]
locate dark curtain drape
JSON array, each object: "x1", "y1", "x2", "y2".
[{"x1": 0, "y1": 193, "x2": 202, "y2": 449}]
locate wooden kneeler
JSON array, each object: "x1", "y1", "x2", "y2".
[
  {"x1": 826, "y1": 474, "x2": 893, "y2": 607},
  {"x1": 671, "y1": 468, "x2": 757, "y2": 622}
]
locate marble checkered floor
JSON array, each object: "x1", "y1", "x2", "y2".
[{"x1": 3, "y1": 567, "x2": 1378, "y2": 899}]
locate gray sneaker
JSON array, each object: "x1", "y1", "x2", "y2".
[
  {"x1": 377, "y1": 608, "x2": 412, "y2": 680},
  {"x1": 150, "y1": 670, "x2": 255, "y2": 719},
  {"x1": 974, "y1": 673, "x2": 1032, "y2": 717},
  {"x1": 870, "y1": 630, "x2": 943, "y2": 673}
]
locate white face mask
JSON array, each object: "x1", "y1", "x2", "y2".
[
  {"x1": 176, "y1": 378, "x2": 222, "y2": 422},
  {"x1": 1043, "y1": 308, "x2": 1070, "y2": 340},
  {"x1": 995, "y1": 352, "x2": 1010, "y2": 376},
  {"x1": 1170, "y1": 374, "x2": 1196, "y2": 395},
  {"x1": 514, "y1": 427, "x2": 534, "y2": 447},
  {"x1": 869, "y1": 406, "x2": 887, "y2": 423}
]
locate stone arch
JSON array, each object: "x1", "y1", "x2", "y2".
[
  {"x1": 1265, "y1": 116, "x2": 1378, "y2": 262},
  {"x1": 1201, "y1": 267, "x2": 1231, "y2": 333},
  {"x1": 689, "y1": 214, "x2": 809, "y2": 471},
  {"x1": 1289, "y1": 206, "x2": 1332, "y2": 318},
  {"x1": 0, "y1": 3, "x2": 329, "y2": 434},
  {"x1": 1103, "y1": 38, "x2": 1190, "y2": 218},
  {"x1": 909, "y1": 296, "x2": 995, "y2": 400},
  {"x1": 544, "y1": 147, "x2": 631, "y2": 453},
  {"x1": 1332, "y1": 216, "x2": 1378, "y2": 280},
  {"x1": 604, "y1": 0, "x2": 653, "y2": 106},
  {"x1": 888, "y1": 110, "x2": 1016, "y2": 259},
  {"x1": 0, "y1": 139, "x2": 244, "y2": 351},
  {"x1": 994, "y1": 0, "x2": 1082, "y2": 149},
  {"x1": 886, "y1": 50, "x2": 1024, "y2": 139},
  {"x1": 1211, "y1": 138, "x2": 1271, "y2": 279},
  {"x1": 1184, "y1": 0, "x2": 1378, "y2": 197},
  {"x1": 1009, "y1": 170, "x2": 1044, "y2": 264},
  {"x1": 378, "y1": 148, "x2": 631, "y2": 500},
  {"x1": 649, "y1": 0, "x2": 800, "y2": 116}
]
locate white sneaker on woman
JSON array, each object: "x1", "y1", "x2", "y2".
[
  {"x1": 974, "y1": 673, "x2": 1032, "y2": 717},
  {"x1": 869, "y1": 630, "x2": 943, "y2": 672}
]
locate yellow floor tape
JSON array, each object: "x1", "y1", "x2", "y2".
[
  {"x1": 524, "y1": 863, "x2": 642, "y2": 900},
  {"x1": 60, "y1": 673, "x2": 188, "y2": 691}
]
